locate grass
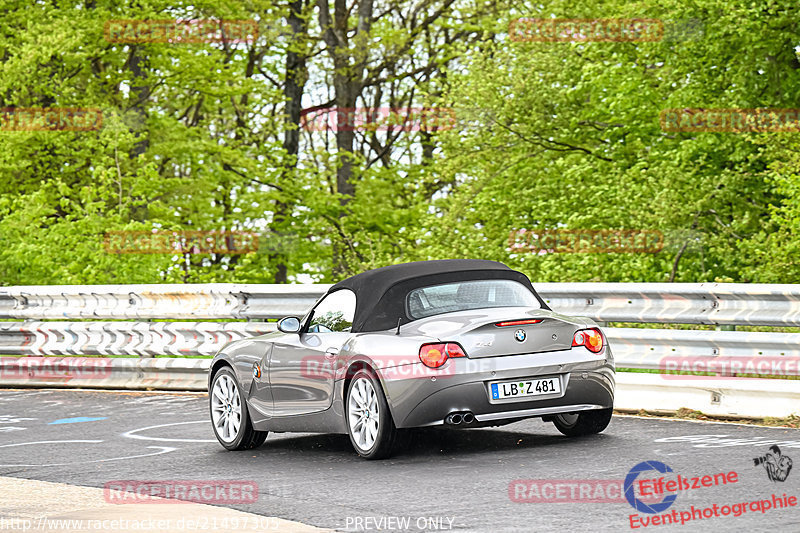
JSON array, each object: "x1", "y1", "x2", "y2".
[
  {"x1": 618, "y1": 408, "x2": 800, "y2": 429},
  {"x1": 606, "y1": 322, "x2": 800, "y2": 333},
  {"x1": 617, "y1": 367, "x2": 800, "y2": 380}
]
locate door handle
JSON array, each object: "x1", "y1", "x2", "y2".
[{"x1": 324, "y1": 348, "x2": 339, "y2": 359}]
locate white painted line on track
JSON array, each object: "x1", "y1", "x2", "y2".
[
  {"x1": 0, "y1": 444, "x2": 176, "y2": 467},
  {"x1": 0, "y1": 439, "x2": 104, "y2": 448},
  {"x1": 121, "y1": 420, "x2": 216, "y2": 443}
]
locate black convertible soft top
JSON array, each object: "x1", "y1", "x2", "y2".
[{"x1": 328, "y1": 259, "x2": 549, "y2": 332}]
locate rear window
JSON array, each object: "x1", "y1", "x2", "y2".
[{"x1": 406, "y1": 279, "x2": 540, "y2": 319}]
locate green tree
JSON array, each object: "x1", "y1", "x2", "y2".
[{"x1": 417, "y1": 0, "x2": 800, "y2": 283}]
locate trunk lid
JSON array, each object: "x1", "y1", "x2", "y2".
[{"x1": 401, "y1": 306, "x2": 595, "y2": 358}]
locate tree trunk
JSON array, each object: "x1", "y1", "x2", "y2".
[
  {"x1": 275, "y1": 0, "x2": 311, "y2": 283},
  {"x1": 318, "y1": 0, "x2": 374, "y2": 277}
]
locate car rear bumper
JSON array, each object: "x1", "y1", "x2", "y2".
[{"x1": 380, "y1": 348, "x2": 615, "y2": 428}]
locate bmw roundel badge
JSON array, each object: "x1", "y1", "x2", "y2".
[{"x1": 514, "y1": 329, "x2": 526, "y2": 342}]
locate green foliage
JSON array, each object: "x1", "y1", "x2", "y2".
[
  {"x1": 312, "y1": 310, "x2": 352, "y2": 332},
  {"x1": 420, "y1": 0, "x2": 800, "y2": 282},
  {"x1": 1, "y1": 0, "x2": 800, "y2": 284}
]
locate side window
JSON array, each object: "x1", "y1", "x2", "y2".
[{"x1": 307, "y1": 289, "x2": 356, "y2": 333}]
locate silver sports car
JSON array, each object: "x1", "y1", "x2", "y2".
[{"x1": 208, "y1": 259, "x2": 615, "y2": 459}]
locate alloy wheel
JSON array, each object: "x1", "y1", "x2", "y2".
[
  {"x1": 211, "y1": 374, "x2": 242, "y2": 442},
  {"x1": 348, "y1": 376, "x2": 380, "y2": 451}
]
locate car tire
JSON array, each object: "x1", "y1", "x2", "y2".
[
  {"x1": 345, "y1": 368, "x2": 399, "y2": 459},
  {"x1": 552, "y1": 408, "x2": 613, "y2": 437},
  {"x1": 210, "y1": 366, "x2": 268, "y2": 451}
]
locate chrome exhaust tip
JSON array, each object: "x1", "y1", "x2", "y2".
[
  {"x1": 446, "y1": 413, "x2": 463, "y2": 425},
  {"x1": 462, "y1": 412, "x2": 475, "y2": 424}
]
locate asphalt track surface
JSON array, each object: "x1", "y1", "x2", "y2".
[{"x1": 0, "y1": 389, "x2": 798, "y2": 532}]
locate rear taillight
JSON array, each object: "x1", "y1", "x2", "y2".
[
  {"x1": 419, "y1": 342, "x2": 467, "y2": 368},
  {"x1": 572, "y1": 328, "x2": 604, "y2": 353},
  {"x1": 495, "y1": 319, "x2": 543, "y2": 327}
]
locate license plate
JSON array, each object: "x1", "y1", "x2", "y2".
[{"x1": 490, "y1": 377, "x2": 561, "y2": 400}]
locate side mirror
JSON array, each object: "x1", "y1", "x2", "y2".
[{"x1": 278, "y1": 316, "x2": 301, "y2": 333}]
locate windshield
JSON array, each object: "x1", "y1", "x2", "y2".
[{"x1": 406, "y1": 279, "x2": 540, "y2": 319}]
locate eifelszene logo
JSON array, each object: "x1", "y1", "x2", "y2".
[
  {"x1": 624, "y1": 460, "x2": 739, "y2": 514},
  {"x1": 624, "y1": 461, "x2": 678, "y2": 514},
  {"x1": 753, "y1": 445, "x2": 793, "y2": 482}
]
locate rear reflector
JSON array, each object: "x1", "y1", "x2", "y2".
[
  {"x1": 572, "y1": 328, "x2": 604, "y2": 353},
  {"x1": 419, "y1": 342, "x2": 467, "y2": 368},
  {"x1": 495, "y1": 319, "x2": 543, "y2": 327}
]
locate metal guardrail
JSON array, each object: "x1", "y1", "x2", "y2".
[
  {"x1": 3, "y1": 282, "x2": 800, "y2": 325},
  {"x1": 614, "y1": 372, "x2": 800, "y2": 419},
  {"x1": 535, "y1": 282, "x2": 800, "y2": 327},
  {"x1": 0, "y1": 284, "x2": 799, "y2": 370},
  {"x1": 0, "y1": 322, "x2": 275, "y2": 357},
  {"x1": 1, "y1": 321, "x2": 798, "y2": 380},
  {"x1": 0, "y1": 284, "x2": 327, "y2": 320},
  {"x1": 0, "y1": 357, "x2": 210, "y2": 391},
  {"x1": 1, "y1": 282, "x2": 799, "y2": 418},
  {"x1": 607, "y1": 328, "x2": 800, "y2": 374}
]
